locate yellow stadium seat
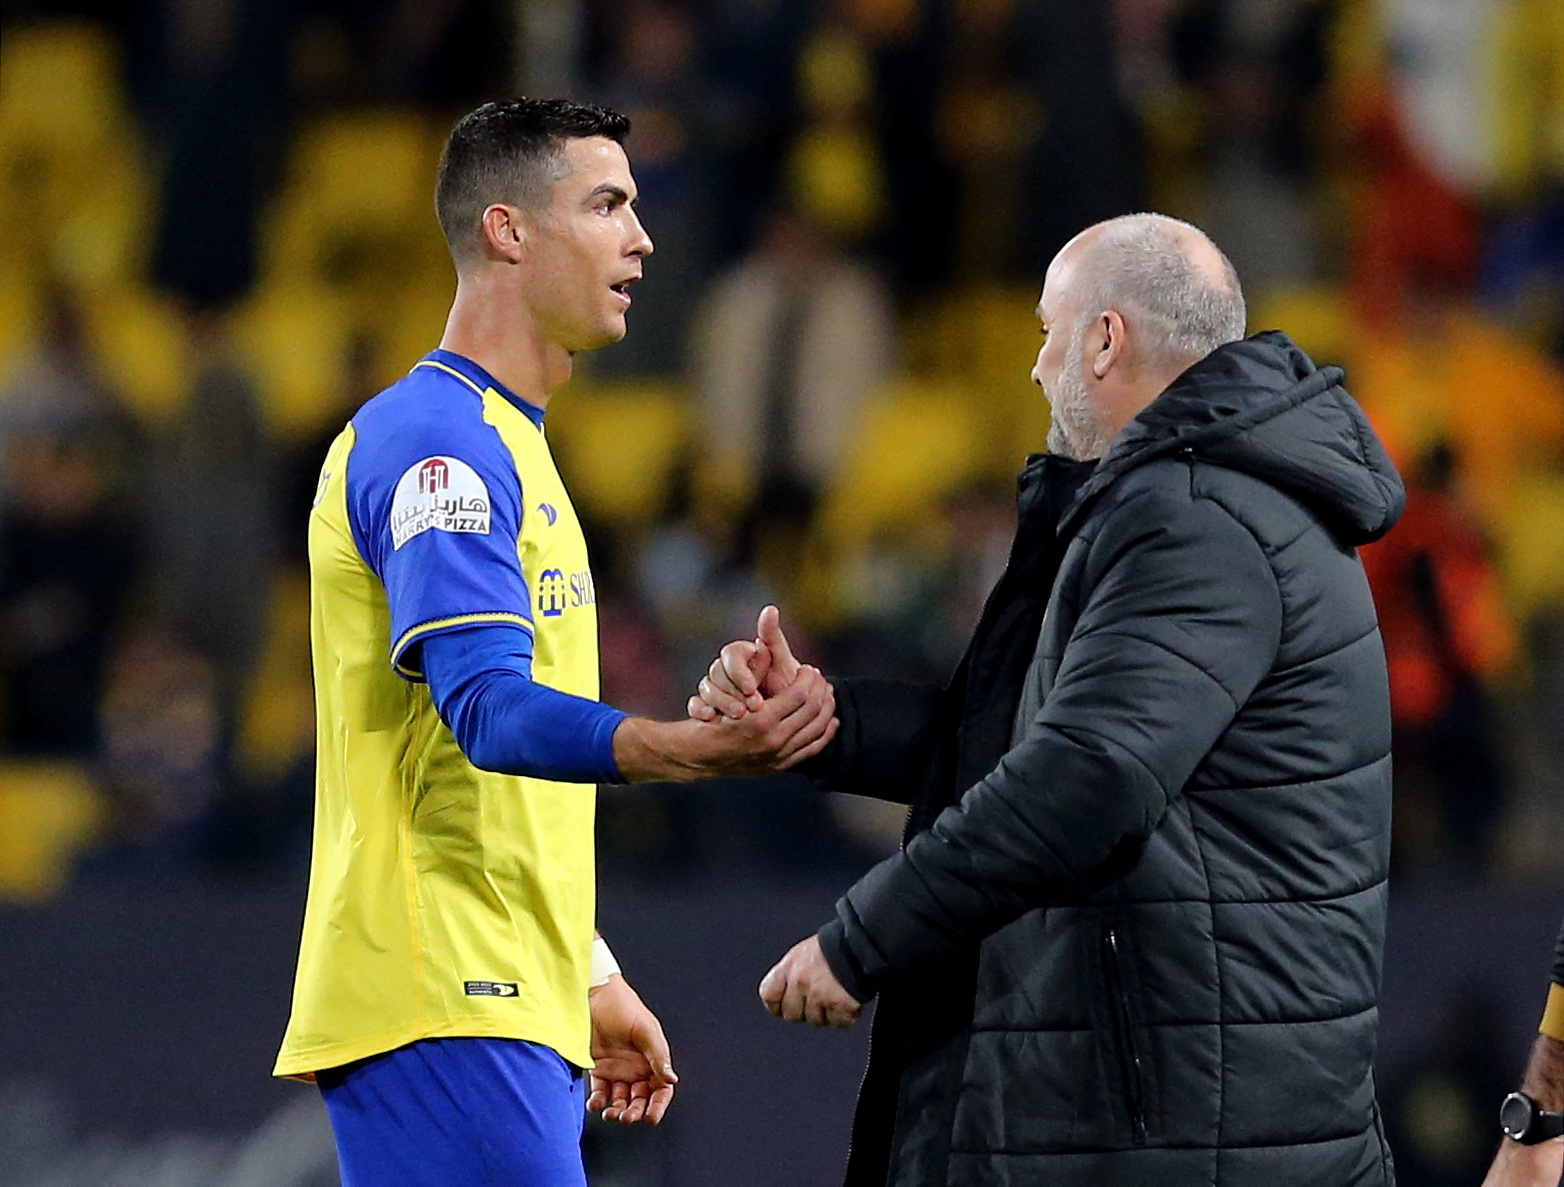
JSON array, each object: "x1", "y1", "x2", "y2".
[
  {"x1": 818, "y1": 379, "x2": 988, "y2": 550},
  {"x1": 0, "y1": 280, "x2": 40, "y2": 382},
  {"x1": 233, "y1": 282, "x2": 353, "y2": 440},
  {"x1": 1251, "y1": 285, "x2": 1354, "y2": 365},
  {"x1": 0, "y1": 24, "x2": 149, "y2": 291},
  {"x1": 0, "y1": 761, "x2": 104, "y2": 900},
  {"x1": 83, "y1": 286, "x2": 189, "y2": 423},
  {"x1": 375, "y1": 278, "x2": 457, "y2": 390},
  {"x1": 264, "y1": 111, "x2": 447, "y2": 290},
  {"x1": 1495, "y1": 473, "x2": 1564, "y2": 623},
  {"x1": 545, "y1": 383, "x2": 691, "y2": 529},
  {"x1": 0, "y1": 22, "x2": 124, "y2": 152}
]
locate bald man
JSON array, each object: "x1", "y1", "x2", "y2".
[{"x1": 694, "y1": 214, "x2": 1404, "y2": 1186}]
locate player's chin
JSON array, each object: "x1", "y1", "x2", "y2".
[{"x1": 592, "y1": 309, "x2": 630, "y2": 346}]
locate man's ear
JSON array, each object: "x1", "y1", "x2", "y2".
[
  {"x1": 1094, "y1": 310, "x2": 1127, "y2": 378},
  {"x1": 480, "y1": 203, "x2": 527, "y2": 262}
]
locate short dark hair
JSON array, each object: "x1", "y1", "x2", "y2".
[{"x1": 435, "y1": 97, "x2": 631, "y2": 263}]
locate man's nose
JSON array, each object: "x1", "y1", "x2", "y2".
[{"x1": 630, "y1": 215, "x2": 654, "y2": 258}]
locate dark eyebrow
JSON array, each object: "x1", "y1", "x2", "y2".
[{"x1": 588, "y1": 184, "x2": 632, "y2": 207}]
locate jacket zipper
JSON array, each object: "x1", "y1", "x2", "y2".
[{"x1": 1101, "y1": 925, "x2": 1148, "y2": 1145}]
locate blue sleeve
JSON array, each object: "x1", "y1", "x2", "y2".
[
  {"x1": 423, "y1": 623, "x2": 628, "y2": 784},
  {"x1": 347, "y1": 396, "x2": 533, "y2": 680}
]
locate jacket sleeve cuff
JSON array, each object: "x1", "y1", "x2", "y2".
[
  {"x1": 818, "y1": 911, "x2": 879, "y2": 1004},
  {"x1": 791, "y1": 676, "x2": 851, "y2": 782}
]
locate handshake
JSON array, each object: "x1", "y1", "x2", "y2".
[
  {"x1": 613, "y1": 604, "x2": 840, "y2": 783},
  {"x1": 610, "y1": 604, "x2": 864, "y2": 1030}
]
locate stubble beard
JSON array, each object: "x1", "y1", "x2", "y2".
[{"x1": 1045, "y1": 341, "x2": 1114, "y2": 462}]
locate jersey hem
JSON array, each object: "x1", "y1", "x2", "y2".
[{"x1": 274, "y1": 1017, "x2": 592, "y2": 1083}]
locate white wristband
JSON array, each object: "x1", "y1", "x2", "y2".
[{"x1": 590, "y1": 936, "x2": 621, "y2": 989}]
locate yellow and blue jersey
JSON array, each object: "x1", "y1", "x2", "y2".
[{"x1": 275, "y1": 349, "x2": 608, "y2": 1079}]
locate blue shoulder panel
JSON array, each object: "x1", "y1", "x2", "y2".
[{"x1": 346, "y1": 355, "x2": 532, "y2": 679}]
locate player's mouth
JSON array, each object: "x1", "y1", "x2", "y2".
[{"x1": 609, "y1": 277, "x2": 639, "y2": 309}]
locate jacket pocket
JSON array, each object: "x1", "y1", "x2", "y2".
[{"x1": 1100, "y1": 923, "x2": 1149, "y2": 1146}]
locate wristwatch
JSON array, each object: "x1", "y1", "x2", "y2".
[{"x1": 1500, "y1": 1091, "x2": 1564, "y2": 1144}]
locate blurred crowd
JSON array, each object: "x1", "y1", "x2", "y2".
[
  {"x1": 3, "y1": 0, "x2": 1564, "y2": 1180},
  {"x1": 1, "y1": 0, "x2": 1564, "y2": 984}
]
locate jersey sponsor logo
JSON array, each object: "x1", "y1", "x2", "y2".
[
  {"x1": 538, "y1": 568, "x2": 567, "y2": 617},
  {"x1": 464, "y1": 980, "x2": 519, "y2": 998},
  {"x1": 390, "y1": 456, "x2": 493, "y2": 550},
  {"x1": 537, "y1": 568, "x2": 596, "y2": 618},
  {"x1": 538, "y1": 502, "x2": 558, "y2": 527}
]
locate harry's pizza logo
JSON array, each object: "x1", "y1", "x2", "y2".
[
  {"x1": 390, "y1": 456, "x2": 492, "y2": 550},
  {"x1": 418, "y1": 458, "x2": 450, "y2": 494}
]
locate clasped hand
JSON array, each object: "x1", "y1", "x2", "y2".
[{"x1": 690, "y1": 606, "x2": 863, "y2": 1029}]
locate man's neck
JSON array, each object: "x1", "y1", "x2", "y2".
[{"x1": 439, "y1": 271, "x2": 573, "y2": 409}]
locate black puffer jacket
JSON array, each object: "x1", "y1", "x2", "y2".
[{"x1": 811, "y1": 332, "x2": 1403, "y2": 1187}]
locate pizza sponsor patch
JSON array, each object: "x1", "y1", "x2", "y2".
[{"x1": 391, "y1": 455, "x2": 493, "y2": 549}]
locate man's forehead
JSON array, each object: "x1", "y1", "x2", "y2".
[{"x1": 556, "y1": 137, "x2": 635, "y2": 194}]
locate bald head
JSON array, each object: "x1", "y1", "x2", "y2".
[
  {"x1": 1052, "y1": 213, "x2": 1246, "y2": 368},
  {"x1": 1032, "y1": 214, "x2": 1247, "y2": 460}
]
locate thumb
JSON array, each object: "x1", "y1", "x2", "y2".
[
  {"x1": 635, "y1": 1015, "x2": 678, "y2": 1085},
  {"x1": 757, "y1": 604, "x2": 799, "y2": 677}
]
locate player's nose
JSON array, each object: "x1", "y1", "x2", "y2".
[{"x1": 628, "y1": 212, "x2": 653, "y2": 259}]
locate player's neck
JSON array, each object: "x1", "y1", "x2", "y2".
[{"x1": 440, "y1": 275, "x2": 571, "y2": 410}]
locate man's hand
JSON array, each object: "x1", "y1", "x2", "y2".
[
  {"x1": 759, "y1": 935, "x2": 862, "y2": 1029},
  {"x1": 615, "y1": 659, "x2": 837, "y2": 782},
  {"x1": 587, "y1": 975, "x2": 677, "y2": 1125},
  {"x1": 689, "y1": 605, "x2": 805, "y2": 722},
  {"x1": 1481, "y1": 1138, "x2": 1564, "y2": 1187}
]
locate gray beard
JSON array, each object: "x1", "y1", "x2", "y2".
[{"x1": 1045, "y1": 350, "x2": 1114, "y2": 461}]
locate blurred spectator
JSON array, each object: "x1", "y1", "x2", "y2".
[
  {"x1": 690, "y1": 203, "x2": 894, "y2": 547},
  {"x1": 1363, "y1": 442, "x2": 1514, "y2": 871},
  {"x1": 1482, "y1": 185, "x2": 1564, "y2": 362},
  {"x1": 1174, "y1": 0, "x2": 1333, "y2": 298},
  {"x1": 134, "y1": 0, "x2": 289, "y2": 310},
  {"x1": 0, "y1": 286, "x2": 141, "y2": 759},
  {"x1": 1376, "y1": 0, "x2": 1503, "y2": 194},
  {"x1": 93, "y1": 627, "x2": 223, "y2": 859},
  {"x1": 700, "y1": 0, "x2": 811, "y2": 258},
  {"x1": 146, "y1": 313, "x2": 279, "y2": 784},
  {"x1": 860, "y1": 0, "x2": 961, "y2": 290},
  {"x1": 0, "y1": 429, "x2": 139, "y2": 758},
  {"x1": 1340, "y1": 83, "x2": 1480, "y2": 328},
  {"x1": 1013, "y1": 0, "x2": 1146, "y2": 277},
  {"x1": 0, "y1": 284, "x2": 139, "y2": 481},
  {"x1": 586, "y1": 0, "x2": 720, "y2": 377}
]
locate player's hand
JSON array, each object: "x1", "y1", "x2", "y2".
[
  {"x1": 587, "y1": 975, "x2": 677, "y2": 1125},
  {"x1": 1482, "y1": 1137, "x2": 1564, "y2": 1187},
  {"x1": 695, "y1": 664, "x2": 837, "y2": 773},
  {"x1": 759, "y1": 935, "x2": 862, "y2": 1029},
  {"x1": 613, "y1": 667, "x2": 837, "y2": 781},
  {"x1": 688, "y1": 605, "x2": 803, "y2": 722}
]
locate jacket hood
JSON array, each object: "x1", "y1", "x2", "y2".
[{"x1": 1060, "y1": 331, "x2": 1405, "y2": 545}]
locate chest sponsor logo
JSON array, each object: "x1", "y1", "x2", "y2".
[
  {"x1": 537, "y1": 568, "x2": 596, "y2": 618},
  {"x1": 464, "y1": 980, "x2": 519, "y2": 997},
  {"x1": 390, "y1": 456, "x2": 492, "y2": 550}
]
